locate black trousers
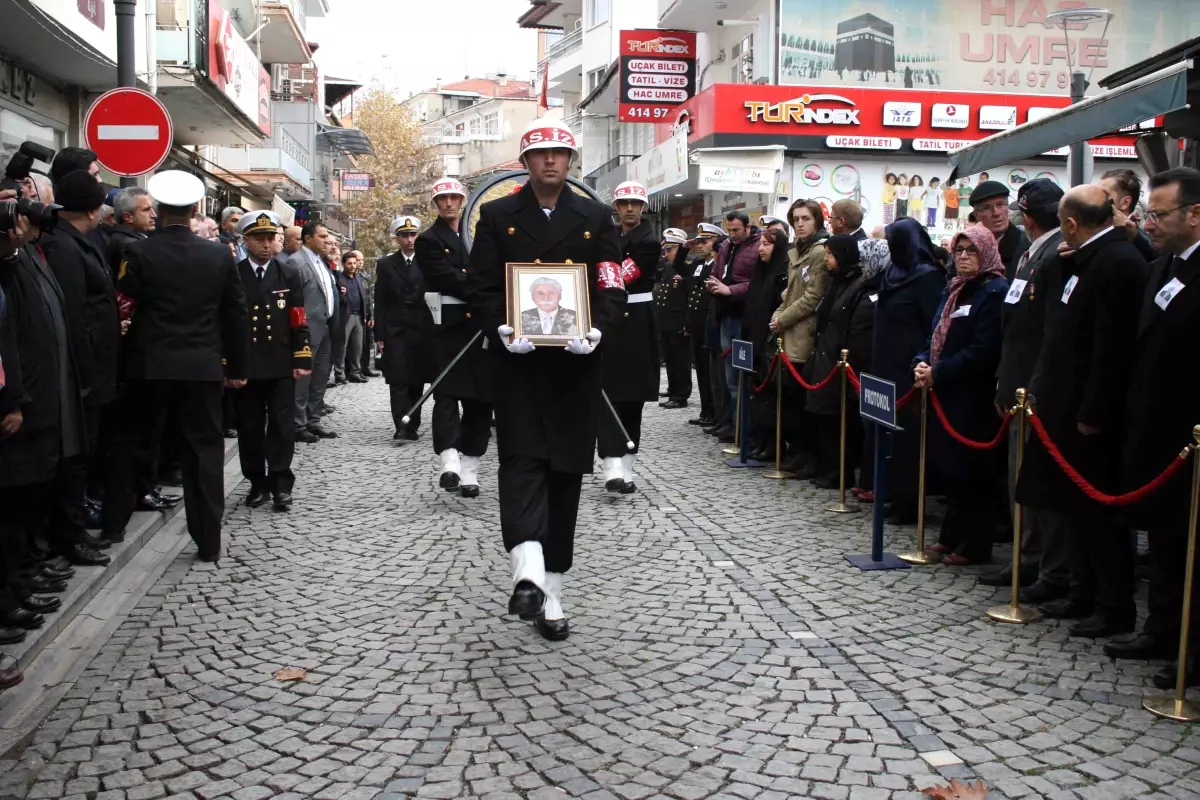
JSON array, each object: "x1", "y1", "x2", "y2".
[
  {"x1": 690, "y1": 336, "x2": 714, "y2": 421},
  {"x1": 498, "y1": 455, "x2": 583, "y2": 573},
  {"x1": 710, "y1": 346, "x2": 730, "y2": 426},
  {"x1": 1145, "y1": 527, "x2": 1200, "y2": 642},
  {"x1": 103, "y1": 379, "x2": 225, "y2": 556},
  {"x1": 0, "y1": 483, "x2": 47, "y2": 613},
  {"x1": 87, "y1": 401, "x2": 117, "y2": 499},
  {"x1": 598, "y1": 400, "x2": 644, "y2": 457},
  {"x1": 660, "y1": 329, "x2": 692, "y2": 402},
  {"x1": 389, "y1": 383, "x2": 423, "y2": 435},
  {"x1": 938, "y1": 477, "x2": 997, "y2": 563},
  {"x1": 1067, "y1": 508, "x2": 1136, "y2": 621},
  {"x1": 361, "y1": 325, "x2": 375, "y2": 373},
  {"x1": 432, "y1": 394, "x2": 492, "y2": 456},
  {"x1": 234, "y1": 377, "x2": 296, "y2": 493}
]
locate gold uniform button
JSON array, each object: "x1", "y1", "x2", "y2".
[
  {"x1": 584, "y1": 231, "x2": 592, "y2": 239},
  {"x1": 465, "y1": 312, "x2": 472, "y2": 319},
  {"x1": 624, "y1": 312, "x2": 629, "y2": 317},
  {"x1": 507, "y1": 227, "x2": 515, "y2": 235},
  {"x1": 444, "y1": 248, "x2": 450, "y2": 253},
  {"x1": 534, "y1": 259, "x2": 541, "y2": 264},
  {"x1": 253, "y1": 316, "x2": 258, "y2": 321},
  {"x1": 461, "y1": 268, "x2": 467, "y2": 274}
]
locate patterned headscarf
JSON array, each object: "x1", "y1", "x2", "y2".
[
  {"x1": 858, "y1": 239, "x2": 891, "y2": 280},
  {"x1": 929, "y1": 225, "x2": 1005, "y2": 364}
]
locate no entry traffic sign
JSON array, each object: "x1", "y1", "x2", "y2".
[{"x1": 84, "y1": 88, "x2": 174, "y2": 177}]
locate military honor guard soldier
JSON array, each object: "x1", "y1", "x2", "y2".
[
  {"x1": 375, "y1": 216, "x2": 437, "y2": 441},
  {"x1": 415, "y1": 178, "x2": 494, "y2": 497},
  {"x1": 465, "y1": 118, "x2": 627, "y2": 640},
  {"x1": 232, "y1": 211, "x2": 312, "y2": 512},
  {"x1": 101, "y1": 171, "x2": 250, "y2": 562},
  {"x1": 674, "y1": 223, "x2": 725, "y2": 428},
  {"x1": 599, "y1": 180, "x2": 661, "y2": 494},
  {"x1": 655, "y1": 227, "x2": 692, "y2": 410}
]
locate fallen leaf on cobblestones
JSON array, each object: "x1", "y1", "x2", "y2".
[
  {"x1": 922, "y1": 779, "x2": 988, "y2": 799},
  {"x1": 273, "y1": 668, "x2": 306, "y2": 681}
]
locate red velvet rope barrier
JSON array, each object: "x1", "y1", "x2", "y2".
[
  {"x1": 721, "y1": 346, "x2": 732, "y2": 359},
  {"x1": 929, "y1": 391, "x2": 1013, "y2": 450},
  {"x1": 782, "y1": 356, "x2": 841, "y2": 392},
  {"x1": 896, "y1": 386, "x2": 917, "y2": 411},
  {"x1": 1026, "y1": 414, "x2": 1192, "y2": 506},
  {"x1": 753, "y1": 354, "x2": 779, "y2": 393}
]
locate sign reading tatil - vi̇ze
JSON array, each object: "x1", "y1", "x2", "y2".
[
  {"x1": 84, "y1": 88, "x2": 174, "y2": 177},
  {"x1": 618, "y1": 29, "x2": 697, "y2": 123}
]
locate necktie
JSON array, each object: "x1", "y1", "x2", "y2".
[{"x1": 255, "y1": 266, "x2": 264, "y2": 281}]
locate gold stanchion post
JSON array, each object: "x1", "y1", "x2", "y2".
[
  {"x1": 722, "y1": 371, "x2": 744, "y2": 456},
  {"x1": 899, "y1": 386, "x2": 940, "y2": 565},
  {"x1": 987, "y1": 388, "x2": 1042, "y2": 624},
  {"x1": 763, "y1": 339, "x2": 792, "y2": 480},
  {"x1": 1144, "y1": 425, "x2": 1200, "y2": 722},
  {"x1": 825, "y1": 349, "x2": 857, "y2": 514}
]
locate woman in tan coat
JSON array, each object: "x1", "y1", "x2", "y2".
[{"x1": 770, "y1": 199, "x2": 830, "y2": 475}]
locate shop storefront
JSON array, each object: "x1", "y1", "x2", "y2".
[{"x1": 0, "y1": 55, "x2": 70, "y2": 168}]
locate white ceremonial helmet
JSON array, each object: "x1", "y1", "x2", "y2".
[
  {"x1": 517, "y1": 118, "x2": 578, "y2": 163},
  {"x1": 613, "y1": 181, "x2": 648, "y2": 205},
  {"x1": 432, "y1": 178, "x2": 466, "y2": 200},
  {"x1": 662, "y1": 227, "x2": 687, "y2": 246}
]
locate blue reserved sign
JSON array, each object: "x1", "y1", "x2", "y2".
[
  {"x1": 731, "y1": 339, "x2": 755, "y2": 372},
  {"x1": 859, "y1": 372, "x2": 898, "y2": 429}
]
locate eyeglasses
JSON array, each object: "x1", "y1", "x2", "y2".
[
  {"x1": 953, "y1": 245, "x2": 980, "y2": 257},
  {"x1": 1145, "y1": 204, "x2": 1195, "y2": 224}
]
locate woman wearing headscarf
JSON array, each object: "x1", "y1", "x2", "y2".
[
  {"x1": 740, "y1": 228, "x2": 792, "y2": 461},
  {"x1": 853, "y1": 238, "x2": 891, "y2": 500},
  {"x1": 803, "y1": 234, "x2": 878, "y2": 489},
  {"x1": 913, "y1": 224, "x2": 1009, "y2": 565},
  {"x1": 873, "y1": 218, "x2": 946, "y2": 522}
]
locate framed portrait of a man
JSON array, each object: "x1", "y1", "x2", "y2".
[{"x1": 506, "y1": 263, "x2": 592, "y2": 347}]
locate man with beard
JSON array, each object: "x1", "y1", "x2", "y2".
[
  {"x1": 465, "y1": 119, "x2": 626, "y2": 641},
  {"x1": 655, "y1": 228, "x2": 691, "y2": 410},
  {"x1": 415, "y1": 178, "x2": 492, "y2": 497},
  {"x1": 599, "y1": 181, "x2": 659, "y2": 494},
  {"x1": 969, "y1": 180, "x2": 1030, "y2": 278}
]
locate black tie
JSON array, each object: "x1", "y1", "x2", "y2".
[{"x1": 255, "y1": 266, "x2": 264, "y2": 281}]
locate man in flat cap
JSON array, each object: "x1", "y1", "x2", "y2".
[
  {"x1": 101, "y1": 170, "x2": 250, "y2": 563},
  {"x1": 233, "y1": 212, "x2": 311, "y2": 512},
  {"x1": 969, "y1": 179, "x2": 1030, "y2": 278}
]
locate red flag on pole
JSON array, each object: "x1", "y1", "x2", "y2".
[{"x1": 539, "y1": 68, "x2": 549, "y2": 111}]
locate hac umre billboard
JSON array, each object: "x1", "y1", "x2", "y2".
[{"x1": 778, "y1": 0, "x2": 1199, "y2": 95}]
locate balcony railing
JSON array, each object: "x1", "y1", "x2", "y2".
[
  {"x1": 584, "y1": 154, "x2": 637, "y2": 183},
  {"x1": 563, "y1": 111, "x2": 583, "y2": 136},
  {"x1": 538, "y1": 25, "x2": 582, "y2": 69}
]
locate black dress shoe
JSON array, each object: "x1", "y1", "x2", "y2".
[
  {"x1": 28, "y1": 576, "x2": 67, "y2": 594},
  {"x1": 297, "y1": 430, "x2": 319, "y2": 444},
  {"x1": 1040, "y1": 598, "x2": 1094, "y2": 620},
  {"x1": 620, "y1": 481, "x2": 638, "y2": 495},
  {"x1": 62, "y1": 543, "x2": 111, "y2": 567},
  {"x1": 3, "y1": 608, "x2": 43, "y2": 630},
  {"x1": 403, "y1": 430, "x2": 419, "y2": 441},
  {"x1": 150, "y1": 490, "x2": 181, "y2": 508},
  {"x1": 1153, "y1": 663, "x2": 1199, "y2": 690},
  {"x1": 42, "y1": 555, "x2": 71, "y2": 571},
  {"x1": 440, "y1": 472, "x2": 461, "y2": 491},
  {"x1": 536, "y1": 616, "x2": 570, "y2": 641},
  {"x1": 349, "y1": 375, "x2": 369, "y2": 383},
  {"x1": 245, "y1": 488, "x2": 270, "y2": 508},
  {"x1": 716, "y1": 427, "x2": 736, "y2": 443},
  {"x1": 689, "y1": 416, "x2": 715, "y2": 426},
  {"x1": 137, "y1": 492, "x2": 171, "y2": 512},
  {"x1": 0, "y1": 667, "x2": 22, "y2": 689},
  {"x1": 1019, "y1": 582, "x2": 1068, "y2": 605},
  {"x1": 460, "y1": 484, "x2": 480, "y2": 499},
  {"x1": 81, "y1": 533, "x2": 111, "y2": 551},
  {"x1": 1069, "y1": 613, "x2": 1135, "y2": 639},
  {"x1": 272, "y1": 492, "x2": 293, "y2": 511},
  {"x1": 1104, "y1": 633, "x2": 1176, "y2": 660},
  {"x1": 22, "y1": 596, "x2": 61, "y2": 614},
  {"x1": 159, "y1": 468, "x2": 183, "y2": 487},
  {"x1": 660, "y1": 400, "x2": 687, "y2": 409},
  {"x1": 508, "y1": 581, "x2": 545, "y2": 620},
  {"x1": 363, "y1": 369, "x2": 381, "y2": 378},
  {"x1": 196, "y1": 549, "x2": 220, "y2": 563},
  {"x1": 392, "y1": 431, "x2": 403, "y2": 440},
  {"x1": 0, "y1": 628, "x2": 26, "y2": 645},
  {"x1": 32, "y1": 565, "x2": 74, "y2": 581},
  {"x1": 308, "y1": 424, "x2": 338, "y2": 439}
]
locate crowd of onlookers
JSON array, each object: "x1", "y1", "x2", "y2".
[{"x1": 657, "y1": 166, "x2": 1200, "y2": 690}]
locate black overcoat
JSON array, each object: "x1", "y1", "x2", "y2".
[
  {"x1": 237, "y1": 257, "x2": 312, "y2": 380},
  {"x1": 373, "y1": 249, "x2": 436, "y2": 387},
  {"x1": 603, "y1": 221, "x2": 660, "y2": 403},
  {"x1": 995, "y1": 231, "x2": 1063, "y2": 409},
  {"x1": 805, "y1": 267, "x2": 878, "y2": 416},
  {"x1": 654, "y1": 254, "x2": 688, "y2": 332},
  {"x1": 465, "y1": 182, "x2": 626, "y2": 473},
  {"x1": 1018, "y1": 229, "x2": 1147, "y2": 512},
  {"x1": 414, "y1": 217, "x2": 492, "y2": 402}
]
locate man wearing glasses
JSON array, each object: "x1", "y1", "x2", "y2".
[{"x1": 969, "y1": 180, "x2": 1030, "y2": 278}]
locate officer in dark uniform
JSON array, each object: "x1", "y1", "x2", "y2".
[
  {"x1": 375, "y1": 216, "x2": 436, "y2": 440},
  {"x1": 675, "y1": 222, "x2": 724, "y2": 428},
  {"x1": 415, "y1": 178, "x2": 493, "y2": 497},
  {"x1": 599, "y1": 180, "x2": 660, "y2": 494},
  {"x1": 233, "y1": 211, "x2": 312, "y2": 512},
  {"x1": 466, "y1": 118, "x2": 626, "y2": 641},
  {"x1": 655, "y1": 227, "x2": 691, "y2": 409},
  {"x1": 102, "y1": 171, "x2": 250, "y2": 562}
]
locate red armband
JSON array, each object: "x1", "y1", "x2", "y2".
[
  {"x1": 289, "y1": 307, "x2": 307, "y2": 328},
  {"x1": 596, "y1": 262, "x2": 625, "y2": 291},
  {"x1": 116, "y1": 291, "x2": 136, "y2": 321},
  {"x1": 618, "y1": 257, "x2": 642, "y2": 284}
]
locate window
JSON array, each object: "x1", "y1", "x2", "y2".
[
  {"x1": 484, "y1": 113, "x2": 499, "y2": 136},
  {"x1": 544, "y1": 30, "x2": 564, "y2": 51},
  {"x1": 588, "y1": 0, "x2": 609, "y2": 27},
  {"x1": 587, "y1": 68, "x2": 606, "y2": 93},
  {"x1": 731, "y1": 35, "x2": 754, "y2": 84},
  {"x1": 469, "y1": 117, "x2": 481, "y2": 135}
]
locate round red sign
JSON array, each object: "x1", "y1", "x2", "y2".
[{"x1": 84, "y1": 88, "x2": 174, "y2": 178}]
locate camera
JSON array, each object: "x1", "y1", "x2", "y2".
[{"x1": 0, "y1": 141, "x2": 59, "y2": 232}]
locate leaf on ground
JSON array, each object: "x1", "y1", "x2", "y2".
[
  {"x1": 273, "y1": 668, "x2": 306, "y2": 681},
  {"x1": 922, "y1": 779, "x2": 988, "y2": 799}
]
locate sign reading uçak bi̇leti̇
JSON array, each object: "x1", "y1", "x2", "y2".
[{"x1": 618, "y1": 29, "x2": 697, "y2": 123}]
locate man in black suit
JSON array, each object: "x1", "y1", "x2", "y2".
[
  {"x1": 655, "y1": 228, "x2": 691, "y2": 410},
  {"x1": 465, "y1": 119, "x2": 626, "y2": 641},
  {"x1": 105, "y1": 188, "x2": 156, "y2": 282},
  {"x1": 233, "y1": 212, "x2": 312, "y2": 512},
  {"x1": 101, "y1": 171, "x2": 250, "y2": 562},
  {"x1": 375, "y1": 216, "x2": 435, "y2": 441},
  {"x1": 415, "y1": 178, "x2": 492, "y2": 497}
]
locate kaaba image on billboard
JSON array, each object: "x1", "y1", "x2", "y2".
[{"x1": 833, "y1": 13, "x2": 895, "y2": 75}]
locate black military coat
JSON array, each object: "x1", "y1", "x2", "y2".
[
  {"x1": 106, "y1": 225, "x2": 147, "y2": 283},
  {"x1": 674, "y1": 246, "x2": 715, "y2": 338},
  {"x1": 654, "y1": 254, "x2": 688, "y2": 332},
  {"x1": 465, "y1": 182, "x2": 626, "y2": 473},
  {"x1": 118, "y1": 225, "x2": 250, "y2": 383},
  {"x1": 1018, "y1": 229, "x2": 1148, "y2": 512},
  {"x1": 995, "y1": 231, "x2": 1063, "y2": 409},
  {"x1": 602, "y1": 221, "x2": 660, "y2": 403},
  {"x1": 414, "y1": 216, "x2": 492, "y2": 402},
  {"x1": 374, "y1": 248, "x2": 436, "y2": 386},
  {"x1": 41, "y1": 222, "x2": 121, "y2": 408},
  {"x1": 1122, "y1": 248, "x2": 1200, "y2": 530},
  {"x1": 238, "y1": 258, "x2": 312, "y2": 380}
]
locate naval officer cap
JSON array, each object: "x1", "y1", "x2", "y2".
[
  {"x1": 147, "y1": 170, "x2": 206, "y2": 208},
  {"x1": 391, "y1": 215, "x2": 421, "y2": 235},
  {"x1": 238, "y1": 210, "x2": 282, "y2": 236},
  {"x1": 696, "y1": 222, "x2": 724, "y2": 239},
  {"x1": 662, "y1": 227, "x2": 687, "y2": 246}
]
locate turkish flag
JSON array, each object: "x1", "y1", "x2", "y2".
[{"x1": 539, "y1": 69, "x2": 548, "y2": 110}]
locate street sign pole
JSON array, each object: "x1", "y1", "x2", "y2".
[
  {"x1": 846, "y1": 373, "x2": 910, "y2": 572},
  {"x1": 114, "y1": 0, "x2": 139, "y2": 187}
]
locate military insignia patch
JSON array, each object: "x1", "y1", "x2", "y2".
[
  {"x1": 277, "y1": 297, "x2": 286, "y2": 309},
  {"x1": 118, "y1": 260, "x2": 127, "y2": 280}
]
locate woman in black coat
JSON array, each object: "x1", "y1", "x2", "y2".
[
  {"x1": 741, "y1": 228, "x2": 792, "y2": 460},
  {"x1": 871, "y1": 218, "x2": 945, "y2": 522},
  {"x1": 803, "y1": 235, "x2": 877, "y2": 488},
  {"x1": 913, "y1": 225, "x2": 1009, "y2": 565}
]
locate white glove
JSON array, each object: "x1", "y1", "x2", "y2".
[
  {"x1": 498, "y1": 325, "x2": 535, "y2": 354},
  {"x1": 565, "y1": 328, "x2": 602, "y2": 355}
]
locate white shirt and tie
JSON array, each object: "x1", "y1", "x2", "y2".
[
  {"x1": 302, "y1": 245, "x2": 335, "y2": 318},
  {"x1": 250, "y1": 258, "x2": 269, "y2": 282},
  {"x1": 539, "y1": 309, "x2": 557, "y2": 334}
]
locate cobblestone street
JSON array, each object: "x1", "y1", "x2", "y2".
[{"x1": 2, "y1": 378, "x2": 1198, "y2": 800}]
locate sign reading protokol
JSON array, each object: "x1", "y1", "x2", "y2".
[
  {"x1": 858, "y1": 373, "x2": 898, "y2": 429},
  {"x1": 618, "y1": 29, "x2": 697, "y2": 123}
]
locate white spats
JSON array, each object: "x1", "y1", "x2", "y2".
[
  {"x1": 603, "y1": 457, "x2": 623, "y2": 486},
  {"x1": 621, "y1": 454, "x2": 633, "y2": 483},
  {"x1": 460, "y1": 455, "x2": 480, "y2": 487},
  {"x1": 510, "y1": 541, "x2": 546, "y2": 591},
  {"x1": 439, "y1": 448, "x2": 461, "y2": 476},
  {"x1": 542, "y1": 571, "x2": 565, "y2": 621}
]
